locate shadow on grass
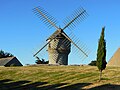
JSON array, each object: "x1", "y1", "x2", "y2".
[
  {"x1": 0, "y1": 79, "x2": 120, "y2": 90},
  {"x1": 57, "y1": 83, "x2": 91, "y2": 90},
  {"x1": 89, "y1": 84, "x2": 120, "y2": 90}
]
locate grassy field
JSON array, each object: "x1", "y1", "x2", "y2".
[{"x1": 0, "y1": 65, "x2": 120, "y2": 90}]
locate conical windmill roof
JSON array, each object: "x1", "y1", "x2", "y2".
[{"x1": 107, "y1": 48, "x2": 120, "y2": 66}]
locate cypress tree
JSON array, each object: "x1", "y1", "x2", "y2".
[{"x1": 96, "y1": 27, "x2": 107, "y2": 81}]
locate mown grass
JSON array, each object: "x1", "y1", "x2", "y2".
[{"x1": 0, "y1": 65, "x2": 120, "y2": 90}]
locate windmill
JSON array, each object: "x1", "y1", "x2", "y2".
[{"x1": 33, "y1": 6, "x2": 89, "y2": 65}]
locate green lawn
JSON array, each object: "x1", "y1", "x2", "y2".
[{"x1": 0, "y1": 65, "x2": 120, "y2": 90}]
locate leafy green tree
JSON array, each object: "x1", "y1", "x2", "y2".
[
  {"x1": 35, "y1": 56, "x2": 42, "y2": 64},
  {"x1": 88, "y1": 60, "x2": 97, "y2": 66},
  {"x1": 0, "y1": 50, "x2": 13, "y2": 58},
  {"x1": 35, "y1": 56, "x2": 48, "y2": 64},
  {"x1": 96, "y1": 27, "x2": 107, "y2": 81}
]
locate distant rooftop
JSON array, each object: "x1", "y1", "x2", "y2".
[{"x1": 0, "y1": 57, "x2": 23, "y2": 66}]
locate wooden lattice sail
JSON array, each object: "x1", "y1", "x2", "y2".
[{"x1": 33, "y1": 6, "x2": 89, "y2": 65}]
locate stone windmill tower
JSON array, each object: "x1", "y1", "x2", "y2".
[{"x1": 33, "y1": 6, "x2": 89, "y2": 65}]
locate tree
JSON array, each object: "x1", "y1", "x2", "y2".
[
  {"x1": 96, "y1": 27, "x2": 107, "y2": 81},
  {"x1": 35, "y1": 56, "x2": 49, "y2": 64},
  {"x1": 35, "y1": 56, "x2": 42, "y2": 64},
  {"x1": 88, "y1": 60, "x2": 97, "y2": 66},
  {"x1": 0, "y1": 50, "x2": 13, "y2": 58}
]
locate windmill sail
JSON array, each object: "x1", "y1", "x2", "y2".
[
  {"x1": 33, "y1": 6, "x2": 89, "y2": 65},
  {"x1": 61, "y1": 32, "x2": 88, "y2": 57},
  {"x1": 33, "y1": 6, "x2": 59, "y2": 29},
  {"x1": 63, "y1": 8, "x2": 88, "y2": 30}
]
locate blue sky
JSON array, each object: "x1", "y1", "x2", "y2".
[{"x1": 0, "y1": 0, "x2": 120, "y2": 65}]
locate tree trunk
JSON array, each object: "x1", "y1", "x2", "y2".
[{"x1": 99, "y1": 70, "x2": 102, "y2": 81}]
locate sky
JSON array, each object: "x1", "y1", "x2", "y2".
[{"x1": 0, "y1": 0, "x2": 120, "y2": 65}]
